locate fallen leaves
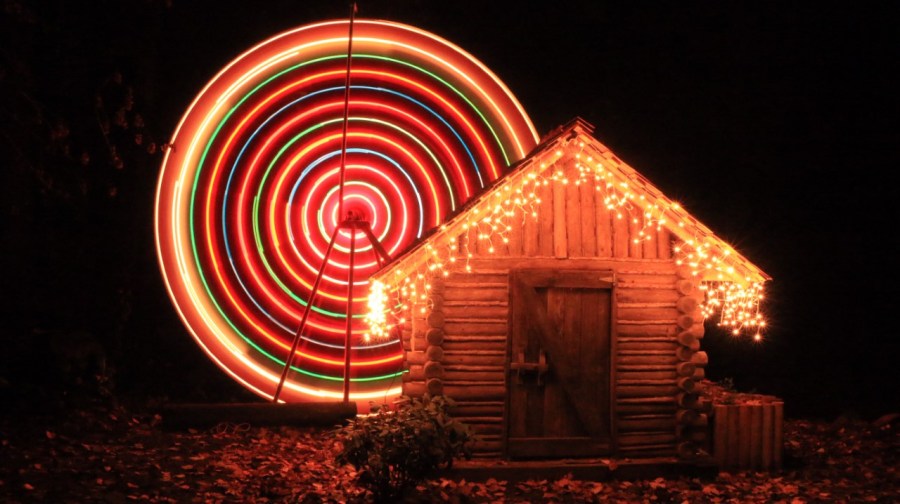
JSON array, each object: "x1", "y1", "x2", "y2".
[
  {"x1": 1, "y1": 404, "x2": 897, "y2": 503},
  {"x1": 1, "y1": 405, "x2": 365, "y2": 502}
]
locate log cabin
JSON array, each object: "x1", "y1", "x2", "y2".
[{"x1": 368, "y1": 118, "x2": 770, "y2": 462}]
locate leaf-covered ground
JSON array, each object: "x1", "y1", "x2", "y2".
[{"x1": 1, "y1": 404, "x2": 897, "y2": 503}]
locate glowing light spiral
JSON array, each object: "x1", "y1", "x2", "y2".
[{"x1": 155, "y1": 19, "x2": 538, "y2": 403}]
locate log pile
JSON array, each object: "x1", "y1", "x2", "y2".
[
  {"x1": 704, "y1": 381, "x2": 784, "y2": 470},
  {"x1": 711, "y1": 395, "x2": 784, "y2": 470}
]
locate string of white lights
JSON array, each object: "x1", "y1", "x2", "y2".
[{"x1": 366, "y1": 136, "x2": 767, "y2": 342}]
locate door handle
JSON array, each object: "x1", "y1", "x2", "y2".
[{"x1": 510, "y1": 349, "x2": 549, "y2": 386}]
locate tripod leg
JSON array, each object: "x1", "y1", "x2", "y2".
[
  {"x1": 273, "y1": 226, "x2": 341, "y2": 402},
  {"x1": 359, "y1": 222, "x2": 392, "y2": 266},
  {"x1": 342, "y1": 230, "x2": 356, "y2": 403}
]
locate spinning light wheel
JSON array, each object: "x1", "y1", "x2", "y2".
[{"x1": 155, "y1": 17, "x2": 539, "y2": 404}]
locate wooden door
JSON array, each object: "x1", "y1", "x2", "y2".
[{"x1": 506, "y1": 269, "x2": 614, "y2": 458}]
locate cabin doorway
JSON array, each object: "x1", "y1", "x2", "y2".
[{"x1": 506, "y1": 268, "x2": 614, "y2": 458}]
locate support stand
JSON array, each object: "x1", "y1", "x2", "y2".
[
  {"x1": 273, "y1": 2, "x2": 376, "y2": 404},
  {"x1": 164, "y1": 3, "x2": 371, "y2": 427},
  {"x1": 272, "y1": 216, "x2": 391, "y2": 403}
]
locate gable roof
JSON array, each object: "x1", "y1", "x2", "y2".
[{"x1": 372, "y1": 117, "x2": 770, "y2": 285}]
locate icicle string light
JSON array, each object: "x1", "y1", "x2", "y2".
[
  {"x1": 698, "y1": 281, "x2": 765, "y2": 339},
  {"x1": 366, "y1": 132, "x2": 768, "y2": 341}
]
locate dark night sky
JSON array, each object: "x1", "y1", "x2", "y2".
[{"x1": 2, "y1": 1, "x2": 897, "y2": 416}]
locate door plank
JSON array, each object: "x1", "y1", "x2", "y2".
[
  {"x1": 512, "y1": 276, "x2": 608, "y2": 440},
  {"x1": 507, "y1": 276, "x2": 529, "y2": 440},
  {"x1": 582, "y1": 288, "x2": 611, "y2": 436},
  {"x1": 543, "y1": 288, "x2": 576, "y2": 437}
]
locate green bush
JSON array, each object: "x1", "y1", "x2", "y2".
[{"x1": 335, "y1": 395, "x2": 472, "y2": 501}]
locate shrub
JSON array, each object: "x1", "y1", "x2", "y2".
[{"x1": 334, "y1": 395, "x2": 471, "y2": 501}]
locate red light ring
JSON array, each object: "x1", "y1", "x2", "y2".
[{"x1": 155, "y1": 19, "x2": 537, "y2": 403}]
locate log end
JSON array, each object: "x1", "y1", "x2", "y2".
[{"x1": 426, "y1": 378, "x2": 444, "y2": 396}]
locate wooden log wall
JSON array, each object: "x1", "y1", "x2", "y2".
[
  {"x1": 429, "y1": 272, "x2": 508, "y2": 456},
  {"x1": 401, "y1": 259, "x2": 687, "y2": 458},
  {"x1": 399, "y1": 162, "x2": 690, "y2": 459},
  {"x1": 614, "y1": 263, "x2": 682, "y2": 458}
]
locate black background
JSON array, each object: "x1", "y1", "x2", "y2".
[{"x1": 2, "y1": 0, "x2": 897, "y2": 417}]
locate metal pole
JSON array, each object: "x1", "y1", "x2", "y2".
[
  {"x1": 273, "y1": 226, "x2": 341, "y2": 402},
  {"x1": 337, "y1": 3, "x2": 357, "y2": 220},
  {"x1": 342, "y1": 224, "x2": 356, "y2": 402}
]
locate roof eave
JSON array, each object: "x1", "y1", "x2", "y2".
[{"x1": 372, "y1": 118, "x2": 771, "y2": 286}]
